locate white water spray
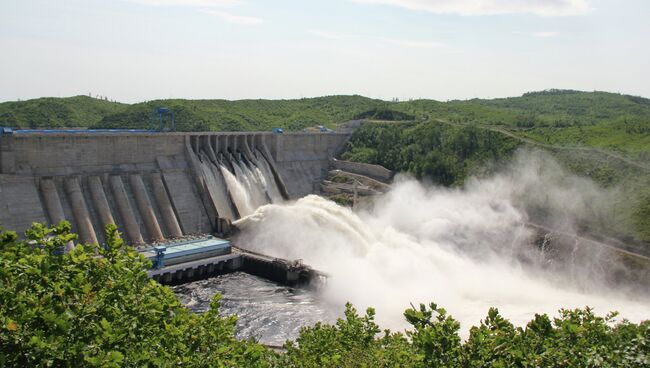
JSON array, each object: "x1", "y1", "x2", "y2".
[
  {"x1": 239, "y1": 161, "x2": 269, "y2": 209},
  {"x1": 255, "y1": 151, "x2": 284, "y2": 203},
  {"x1": 197, "y1": 153, "x2": 237, "y2": 220},
  {"x1": 220, "y1": 163, "x2": 256, "y2": 217},
  {"x1": 234, "y1": 152, "x2": 650, "y2": 332},
  {"x1": 220, "y1": 153, "x2": 285, "y2": 217}
]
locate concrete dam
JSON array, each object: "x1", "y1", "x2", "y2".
[{"x1": 0, "y1": 131, "x2": 350, "y2": 246}]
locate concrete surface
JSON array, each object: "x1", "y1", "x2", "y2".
[{"x1": 0, "y1": 131, "x2": 352, "y2": 244}]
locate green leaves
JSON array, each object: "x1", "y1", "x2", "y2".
[
  {"x1": 342, "y1": 121, "x2": 519, "y2": 186},
  {"x1": 0, "y1": 223, "x2": 273, "y2": 367},
  {"x1": 283, "y1": 302, "x2": 649, "y2": 368},
  {"x1": 404, "y1": 302, "x2": 462, "y2": 367}
]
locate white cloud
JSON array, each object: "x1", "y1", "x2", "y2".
[
  {"x1": 352, "y1": 0, "x2": 590, "y2": 16},
  {"x1": 307, "y1": 29, "x2": 355, "y2": 39},
  {"x1": 306, "y1": 31, "x2": 444, "y2": 49},
  {"x1": 533, "y1": 31, "x2": 560, "y2": 38},
  {"x1": 201, "y1": 10, "x2": 263, "y2": 25},
  {"x1": 124, "y1": 0, "x2": 240, "y2": 7},
  {"x1": 384, "y1": 38, "x2": 445, "y2": 48},
  {"x1": 125, "y1": 0, "x2": 263, "y2": 26}
]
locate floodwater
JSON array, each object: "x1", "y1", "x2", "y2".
[{"x1": 173, "y1": 272, "x2": 333, "y2": 345}]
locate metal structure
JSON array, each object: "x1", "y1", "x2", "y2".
[
  {"x1": 144, "y1": 236, "x2": 231, "y2": 269},
  {"x1": 152, "y1": 107, "x2": 175, "y2": 132}
]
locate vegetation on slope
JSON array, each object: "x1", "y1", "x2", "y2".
[
  {"x1": 1, "y1": 89, "x2": 647, "y2": 155},
  {"x1": 1, "y1": 223, "x2": 648, "y2": 367},
  {"x1": 1, "y1": 90, "x2": 647, "y2": 155},
  {"x1": 342, "y1": 121, "x2": 520, "y2": 186},
  {"x1": 97, "y1": 95, "x2": 394, "y2": 132},
  {"x1": 392, "y1": 89, "x2": 650, "y2": 159},
  {"x1": 342, "y1": 120, "x2": 650, "y2": 245},
  {"x1": 0, "y1": 96, "x2": 126, "y2": 128},
  {"x1": 0, "y1": 95, "x2": 401, "y2": 132}
]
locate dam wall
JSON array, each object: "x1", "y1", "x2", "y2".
[{"x1": 0, "y1": 131, "x2": 349, "y2": 245}]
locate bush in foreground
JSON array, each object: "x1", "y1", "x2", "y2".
[
  {"x1": 0, "y1": 222, "x2": 271, "y2": 367},
  {"x1": 1, "y1": 223, "x2": 648, "y2": 367}
]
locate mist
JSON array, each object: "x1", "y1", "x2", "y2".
[{"x1": 233, "y1": 150, "x2": 649, "y2": 332}]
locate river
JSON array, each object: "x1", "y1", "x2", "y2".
[{"x1": 173, "y1": 272, "x2": 333, "y2": 346}]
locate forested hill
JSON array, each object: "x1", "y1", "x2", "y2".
[
  {"x1": 0, "y1": 96, "x2": 127, "y2": 128},
  {"x1": 1, "y1": 90, "x2": 649, "y2": 143},
  {"x1": 396, "y1": 90, "x2": 650, "y2": 158},
  {"x1": 0, "y1": 95, "x2": 386, "y2": 132}
]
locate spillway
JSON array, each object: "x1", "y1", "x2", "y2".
[{"x1": 0, "y1": 131, "x2": 350, "y2": 245}]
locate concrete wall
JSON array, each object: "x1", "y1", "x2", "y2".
[
  {"x1": 0, "y1": 175, "x2": 47, "y2": 232},
  {"x1": 1, "y1": 133, "x2": 185, "y2": 175},
  {"x1": 0, "y1": 131, "x2": 351, "y2": 243},
  {"x1": 273, "y1": 133, "x2": 350, "y2": 197}
]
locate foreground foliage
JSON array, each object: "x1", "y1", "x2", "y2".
[
  {"x1": 281, "y1": 303, "x2": 649, "y2": 368},
  {"x1": 1, "y1": 223, "x2": 648, "y2": 367},
  {"x1": 0, "y1": 222, "x2": 271, "y2": 367}
]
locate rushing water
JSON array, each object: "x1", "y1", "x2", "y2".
[
  {"x1": 181, "y1": 151, "x2": 649, "y2": 343},
  {"x1": 232, "y1": 152, "x2": 650, "y2": 334},
  {"x1": 173, "y1": 272, "x2": 333, "y2": 345},
  {"x1": 218, "y1": 153, "x2": 283, "y2": 217}
]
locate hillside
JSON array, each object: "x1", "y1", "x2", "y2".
[
  {"x1": 1, "y1": 90, "x2": 647, "y2": 165},
  {"x1": 0, "y1": 96, "x2": 127, "y2": 128},
  {"x1": 95, "y1": 95, "x2": 391, "y2": 132},
  {"x1": 0, "y1": 95, "x2": 395, "y2": 132},
  {"x1": 393, "y1": 90, "x2": 650, "y2": 159},
  {"x1": 2, "y1": 90, "x2": 647, "y2": 156}
]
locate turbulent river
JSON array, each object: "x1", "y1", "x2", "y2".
[{"x1": 173, "y1": 272, "x2": 333, "y2": 345}]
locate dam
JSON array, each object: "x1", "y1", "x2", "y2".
[
  {"x1": 2, "y1": 128, "x2": 650, "y2": 346},
  {"x1": 0, "y1": 130, "x2": 350, "y2": 245}
]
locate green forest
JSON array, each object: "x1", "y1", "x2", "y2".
[
  {"x1": 2, "y1": 90, "x2": 649, "y2": 161},
  {"x1": 1, "y1": 223, "x2": 648, "y2": 367},
  {"x1": 342, "y1": 121, "x2": 520, "y2": 186}
]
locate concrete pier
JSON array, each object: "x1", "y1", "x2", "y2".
[
  {"x1": 129, "y1": 174, "x2": 164, "y2": 242},
  {"x1": 40, "y1": 178, "x2": 66, "y2": 225},
  {"x1": 64, "y1": 177, "x2": 98, "y2": 244},
  {"x1": 109, "y1": 175, "x2": 144, "y2": 245},
  {"x1": 88, "y1": 176, "x2": 115, "y2": 228},
  {"x1": 150, "y1": 173, "x2": 183, "y2": 238},
  {"x1": 148, "y1": 253, "x2": 243, "y2": 284}
]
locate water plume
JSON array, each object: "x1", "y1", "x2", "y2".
[
  {"x1": 221, "y1": 163, "x2": 256, "y2": 216},
  {"x1": 234, "y1": 150, "x2": 649, "y2": 332},
  {"x1": 219, "y1": 153, "x2": 284, "y2": 217}
]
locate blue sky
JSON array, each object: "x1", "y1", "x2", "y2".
[{"x1": 1, "y1": 0, "x2": 648, "y2": 102}]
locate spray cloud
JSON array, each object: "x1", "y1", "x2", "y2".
[{"x1": 234, "y1": 150, "x2": 649, "y2": 331}]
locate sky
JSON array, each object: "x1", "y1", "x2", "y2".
[{"x1": 1, "y1": 0, "x2": 649, "y2": 103}]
